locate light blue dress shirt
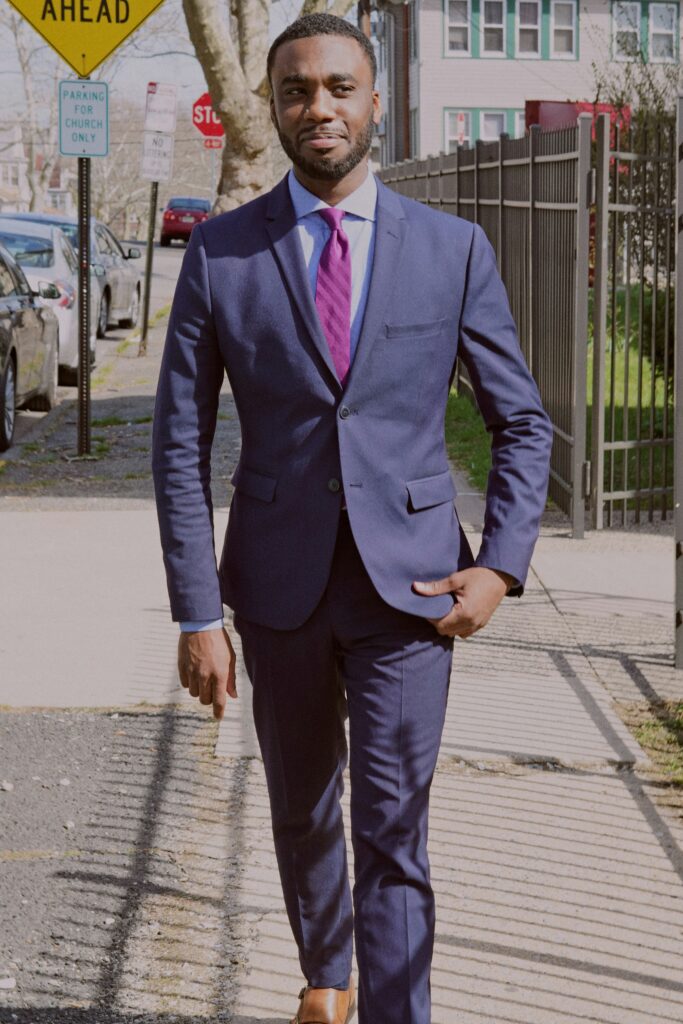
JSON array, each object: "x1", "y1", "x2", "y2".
[{"x1": 180, "y1": 167, "x2": 379, "y2": 633}]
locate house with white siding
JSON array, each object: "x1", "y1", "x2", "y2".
[{"x1": 373, "y1": 0, "x2": 681, "y2": 162}]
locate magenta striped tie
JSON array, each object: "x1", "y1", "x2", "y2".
[{"x1": 315, "y1": 207, "x2": 352, "y2": 387}]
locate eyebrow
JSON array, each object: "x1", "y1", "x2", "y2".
[{"x1": 279, "y1": 72, "x2": 359, "y2": 86}]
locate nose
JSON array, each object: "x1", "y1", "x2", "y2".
[{"x1": 305, "y1": 85, "x2": 335, "y2": 122}]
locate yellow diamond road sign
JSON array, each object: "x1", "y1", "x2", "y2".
[{"x1": 7, "y1": 0, "x2": 166, "y2": 78}]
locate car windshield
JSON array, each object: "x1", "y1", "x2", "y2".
[
  {"x1": 168, "y1": 198, "x2": 210, "y2": 211},
  {"x1": 0, "y1": 232, "x2": 54, "y2": 267}
]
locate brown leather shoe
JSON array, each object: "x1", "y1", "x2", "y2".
[{"x1": 290, "y1": 977, "x2": 356, "y2": 1024}]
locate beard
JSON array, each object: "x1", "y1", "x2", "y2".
[{"x1": 275, "y1": 112, "x2": 376, "y2": 181}]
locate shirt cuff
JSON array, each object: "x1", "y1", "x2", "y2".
[{"x1": 179, "y1": 618, "x2": 225, "y2": 632}]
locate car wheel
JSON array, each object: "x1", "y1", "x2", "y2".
[
  {"x1": 0, "y1": 356, "x2": 16, "y2": 452},
  {"x1": 97, "y1": 291, "x2": 110, "y2": 338},
  {"x1": 121, "y1": 286, "x2": 140, "y2": 329},
  {"x1": 160, "y1": 235, "x2": 170, "y2": 247},
  {"x1": 25, "y1": 340, "x2": 58, "y2": 412}
]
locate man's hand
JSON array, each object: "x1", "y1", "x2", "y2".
[
  {"x1": 177, "y1": 627, "x2": 237, "y2": 720},
  {"x1": 412, "y1": 567, "x2": 515, "y2": 639}
]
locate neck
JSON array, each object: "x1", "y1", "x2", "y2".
[{"x1": 292, "y1": 159, "x2": 370, "y2": 205}]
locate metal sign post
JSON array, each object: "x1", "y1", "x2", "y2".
[
  {"x1": 139, "y1": 83, "x2": 176, "y2": 356},
  {"x1": 77, "y1": 156, "x2": 91, "y2": 456},
  {"x1": 59, "y1": 79, "x2": 109, "y2": 455},
  {"x1": 675, "y1": 95, "x2": 683, "y2": 669},
  {"x1": 140, "y1": 180, "x2": 159, "y2": 356}
]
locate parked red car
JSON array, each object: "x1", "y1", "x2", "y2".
[{"x1": 160, "y1": 197, "x2": 211, "y2": 246}]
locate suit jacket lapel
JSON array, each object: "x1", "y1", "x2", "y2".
[
  {"x1": 265, "y1": 177, "x2": 341, "y2": 391},
  {"x1": 345, "y1": 179, "x2": 406, "y2": 393}
]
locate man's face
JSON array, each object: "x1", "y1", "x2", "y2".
[{"x1": 269, "y1": 34, "x2": 381, "y2": 182}]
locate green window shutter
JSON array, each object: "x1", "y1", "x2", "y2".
[
  {"x1": 472, "y1": 0, "x2": 481, "y2": 58},
  {"x1": 541, "y1": 0, "x2": 551, "y2": 58},
  {"x1": 507, "y1": 0, "x2": 516, "y2": 55}
]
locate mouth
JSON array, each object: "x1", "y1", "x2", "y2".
[{"x1": 300, "y1": 132, "x2": 347, "y2": 151}]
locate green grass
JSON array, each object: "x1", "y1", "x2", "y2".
[
  {"x1": 444, "y1": 388, "x2": 491, "y2": 492},
  {"x1": 92, "y1": 415, "x2": 127, "y2": 427},
  {"x1": 621, "y1": 702, "x2": 683, "y2": 787}
]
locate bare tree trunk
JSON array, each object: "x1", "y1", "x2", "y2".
[{"x1": 182, "y1": 0, "x2": 273, "y2": 208}]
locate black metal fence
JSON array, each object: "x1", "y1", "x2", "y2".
[
  {"x1": 380, "y1": 117, "x2": 592, "y2": 536},
  {"x1": 591, "y1": 113, "x2": 676, "y2": 530}
]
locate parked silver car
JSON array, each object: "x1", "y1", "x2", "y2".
[
  {"x1": 6, "y1": 212, "x2": 142, "y2": 338},
  {"x1": 0, "y1": 242, "x2": 60, "y2": 451},
  {"x1": 0, "y1": 217, "x2": 99, "y2": 385}
]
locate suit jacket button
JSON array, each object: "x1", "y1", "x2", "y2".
[
  {"x1": 328, "y1": 478, "x2": 341, "y2": 493},
  {"x1": 339, "y1": 405, "x2": 351, "y2": 419}
]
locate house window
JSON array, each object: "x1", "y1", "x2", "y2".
[
  {"x1": 515, "y1": 110, "x2": 526, "y2": 135},
  {"x1": 0, "y1": 164, "x2": 19, "y2": 188},
  {"x1": 552, "y1": 0, "x2": 576, "y2": 56},
  {"x1": 518, "y1": 0, "x2": 540, "y2": 55},
  {"x1": 613, "y1": 1, "x2": 641, "y2": 59},
  {"x1": 481, "y1": 111, "x2": 506, "y2": 139},
  {"x1": 649, "y1": 3, "x2": 677, "y2": 60},
  {"x1": 482, "y1": 0, "x2": 505, "y2": 53},
  {"x1": 446, "y1": 110, "x2": 472, "y2": 151},
  {"x1": 446, "y1": 0, "x2": 470, "y2": 54},
  {"x1": 408, "y1": 1, "x2": 418, "y2": 60}
]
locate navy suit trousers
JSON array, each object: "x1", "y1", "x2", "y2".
[{"x1": 234, "y1": 513, "x2": 453, "y2": 1024}]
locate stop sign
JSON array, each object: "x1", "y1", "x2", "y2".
[{"x1": 192, "y1": 92, "x2": 224, "y2": 138}]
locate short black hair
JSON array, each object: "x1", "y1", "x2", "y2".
[{"x1": 267, "y1": 13, "x2": 377, "y2": 87}]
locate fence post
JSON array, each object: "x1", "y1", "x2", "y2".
[
  {"x1": 591, "y1": 113, "x2": 610, "y2": 531},
  {"x1": 497, "y1": 133, "x2": 508, "y2": 273},
  {"x1": 527, "y1": 124, "x2": 540, "y2": 377},
  {"x1": 474, "y1": 138, "x2": 481, "y2": 225},
  {"x1": 571, "y1": 114, "x2": 592, "y2": 539},
  {"x1": 675, "y1": 95, "x2": 683, "y2": 668}
]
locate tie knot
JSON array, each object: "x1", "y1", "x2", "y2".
[{"x1": 318, "y1": 206, "x2": 346, "y2": 232}]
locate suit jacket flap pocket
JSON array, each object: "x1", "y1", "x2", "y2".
[
  {"x1": 231, "y1": 465, "x2": 277, "y2": 503},
  {"x1": 385, "y1": 317, "x2": 446, "y2": 339},
  {"x1": 406, "y1": 469, "x2": 456, "y2": 511}
]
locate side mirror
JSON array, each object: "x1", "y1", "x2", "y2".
[
  {"x1": 37, "y1": 281, "x2": 60, "y2": 300},
  {"x1": 126, "y1": 247, "x2": 141, "y2": 259}
]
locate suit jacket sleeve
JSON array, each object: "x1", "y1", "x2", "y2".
[
  {"x1": 457, "y1": 223, "x2": 553, "y2": 595},
  {"x1": 151, "y1": 226, "x2": 226, "y2": 621}
]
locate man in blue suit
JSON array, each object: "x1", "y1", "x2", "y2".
[{"x1": 152, "y1": 13, "x2": 552, "y2": 1024}]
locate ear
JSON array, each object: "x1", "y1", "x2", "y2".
[
  {"x1": 269, "y1": 95, "x2": 278, "y2": 132},
  {"x1": 372, "y1": 90, "x2": 382, "y2": 126}
]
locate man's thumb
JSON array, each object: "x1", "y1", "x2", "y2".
[{"x1": 412, "y1": 576, "x2": 453, "y2": 596}]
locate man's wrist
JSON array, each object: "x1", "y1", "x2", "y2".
[
  {"x1": 179, "y1": 618, "x2": 225, "y2": 633},
  {"x1": 489, "y1": 568, "x2": 516, "y2": 593}
]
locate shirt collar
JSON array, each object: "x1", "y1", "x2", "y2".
[{"x1": 287, "y1": 166, "x2": 377, "y2": 223}]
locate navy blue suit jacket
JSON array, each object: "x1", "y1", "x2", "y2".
[{"x1": 152, "y1": 174, "x2": 553, "y2": 630}]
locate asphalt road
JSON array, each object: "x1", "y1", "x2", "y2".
[{"x1": 12, "y1": 243, "x2": 185, "y2": 448}]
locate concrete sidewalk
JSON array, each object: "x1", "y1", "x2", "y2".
[{"x1": 1, "y1": 327, "x2": 682, "y2": 1021}]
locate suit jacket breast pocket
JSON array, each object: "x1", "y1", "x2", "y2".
[{"x1": 384, "y1": 317, "x2": 447, "y2": 340}]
